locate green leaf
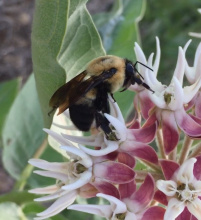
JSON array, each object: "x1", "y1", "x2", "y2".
[
  {"x1": 108, "y1": 0, "x2": 145, "y2": 58},
  {"x1": 2, "y1": 75, "x2": 46, "y2": 180},
  {"x1": 0, "y1": 202, "x2": 26, "y2": 220},
  {"x1": 92, "y1": 0, "x2": 124, "y2": 52},
  {"x1": 0, "y1": 191, "x2": 36, "y2": 205},
  {"x1": 32, "y1": 0, "x2": 105, "y2": 128},
  {"x1": 0, "y1": 79, "x2": 19, "y2": 135}
]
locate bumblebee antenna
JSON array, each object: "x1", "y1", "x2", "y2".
[{"x1": 133, "y1": 61, "x2": 153, "y2": 79}]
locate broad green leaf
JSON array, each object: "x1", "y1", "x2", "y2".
[
  {"x1": 108, "y1": 0, "x2": 145, "y2": 58},
  {"x1": 32, "y1": 0, "x2": 68, "y2": 128},
  {"x1": 2, "y1": 75, "x2": 46, "y2": 180},
  {"x1": 0, "y1": 191, "x2": 36, "y2": 205},
  {"x1": 0, "y1": 202, "x2": 26, "y2": 220},
  {"x1": 92, "y1": 0, "x2": 123, "y2": 52},
  {"x1": 32, "y1": 0, "x2": 105, "y2": 128},
  {"x1": 0, "y1": 79, "x2": 19, "y2": 135}
]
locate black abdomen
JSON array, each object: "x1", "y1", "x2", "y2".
[{"x1": 69, "y1": 103, "x2": 95, "y2": 131}]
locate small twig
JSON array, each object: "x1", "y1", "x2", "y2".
[
  {"x1": 188, "y1": 142, "x2": 201, "y2": 158},
  {"x1": 135, "y1": 170, "x2": 163, "y2": 182},
  {"x1": 168, "y1": 148, "x2": 177, "y2": 161},
  {"x1": 156, "y1": 129, "x2": 166, "y2": 159},
  {"x1": 178, "y1": 135, "x2": 193, "y2": 165}
]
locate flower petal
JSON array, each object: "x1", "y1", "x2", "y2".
[
  {"x1": 176, "y1": 207, "x2": 192, "y2": 220},
  {"x1": 129, "y1": 174, "x2": 155, "y2": 213},
  {"x1": 61, "y1": 133, "x2": 104, "y2": 147},
  {"x1": 91, "y1": 179, "x2": 120, "y2": 199},
  {"x1": 175, "y1": 108, "x2": 201, "y2": 137},
  {"x1": 160, "y1": 159, "x2": 180, "y2": 180},
  {"x1": 187, "y1": 198, "x2": 201, "y2": 219},
  {"x1": 108, "y1": 95, "x2": 125, "y2": 123},
  {"x1": 169, "y1": 77, "x2": 184, "y2": 110},
  {"x1": 35, "y1": 190, "x2": 77, "y2": 220},
  {"x1": 60, "y1": 145, "x2": 92, "y2": 168},
  {"x1": 43, "y1": 128, "x2": 74, "y2": 147},
  {"x1": 156, "y1": 180, "x2": 177, "y2": 197},
  {"x1": 121, "y1": 141, "x2": 158, "y2": 165},
  {"x1": 183, "y1": 75, "x2": 201, "y2": 104},
  {"x1": 154, "y1": 190, "x2": 168, "y2": 206},
  {"x1": 138, "y1": 90, "x2": 155, "y2": 119},
  {"x1": 117, "y1": 152, "x2": 136, "y2": 168},
  {"x1": 68, "y1": 204, "x2": 112, "y2": 218},
  {"x1": 97, "y1": 193, "x2": 127, "y2": 213},
  {"x1": 189, "y1": 32, "x2": 201, "y2": 38},
  {"x1": 79, "y1": 183, "x2": 99, "y2": 198},
  {"x1": 164, "y1": 198, "x2": 185, "y2": 220},
  {"x1": 125, "y1": 211, "x2": 137, "y2": 220},
  {"x1": 79, "y1": 141, "x2": 119, "y2": 156},
  {"x1": 161, "y1": 110, "x2": 179, "y2": 154},
  {"x1": 195, "y1": 92, "x2": 201, "y2": 118},
  {"x1": 29, "y1": 159, "x2": 68, "y2": 172},
  {"x1": 34, "y1": 189, "x2": 67, "y2": 202},
  {"x1": 134, "y1": 42, "x2": 147, "y2": 74},
  {"x1": 62, "y1": 170, "x2": 92, "y2": 191},
  {"x1": 153, "y1": 36, "x2": 161, "y2": 75},
  {"x1": 127, "y1": 122, "x2": 157, "y2": 144},
  {"x1": 119, "y1": 181, "x2": 136, "y2": 199},
  {"x1": 29, "y1": 185, "x2": 59, "y2": 195},
  {"x1": 34, "y1": 170, "x2": 67, "y2": 182},
  {"x1": 104, "y1": 113, "x2": 127, "y2": 141},
  {"x1": 173, "y1": 47, "x2": 185, "y2": 84},
  {"x1": 174, "y1": 158, "x2": 196, "y2": 183},
  {"x1": 93, "y1": 161, "x2": 135, "y2": 184},
  {"x1": 193, "y1": 155, "x2": 201, "y2": 180},
  {"x1": 147, "y1": 87, "x2": 167, "y2": 109},
  {"x1": 142, "y1": 206, "x2": 165, "y2": 220}
]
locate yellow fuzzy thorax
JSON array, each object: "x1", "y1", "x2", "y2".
[{"x1": 86, "y1": 55, "x2": 126, "y2": 92}]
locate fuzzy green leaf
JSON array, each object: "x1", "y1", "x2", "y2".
[
  {"x1": 2, "y1": 75, "x2": 46, "y2": 180},
  {"x1": 0, "y1": 79, "x2": 19, "y2": 135},
  {"x1": 32, "y1": 0, "x2": 105, "y2": 127},
  {"x1": 0, "y1": 202, "x2": 25, "y2": 220}
]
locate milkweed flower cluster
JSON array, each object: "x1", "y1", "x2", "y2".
[{"x1": 29, "y1": 37, "x2": 201, "y2": 220}]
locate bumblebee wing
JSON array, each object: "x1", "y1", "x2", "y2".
[
  {"x1": 74, "y1": 68, "x2": 117, "y2": 96},
  {"x1": 49, "y1": 69, "x2": 116, "y2": 115},
  {"x1": 49, "y1": 71, "x2": 87, "y2": 115}
]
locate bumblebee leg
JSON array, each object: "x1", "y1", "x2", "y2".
[
  {"x1": 133, "y1": 76, "x2": 154, "y2": 93},
  {"x1": 95, "y1": 112, "x2": 119, "y2": 141},
  {"x1": 110, "y1": 93, "x2": 116, "y2": 102}
]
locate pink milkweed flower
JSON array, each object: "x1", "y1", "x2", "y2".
[
  {"x1": 144, "y1": 45, "x2": 201, "y2": 154},
  {"x1": 29, "y1": 145, "x2": 134, "y2": 219},
  {"x1": 156, "y1": 158, "x2": 201, "y2": 220},
  {"x1": 60, "y1": 96, "x2": 158, "y2": 166},
  {"x1": 68, "y1": 174, "x2": 165, "y2": 220},
  {"x1": 129, "y1": 37, "x2": 160, "y2": 119}
]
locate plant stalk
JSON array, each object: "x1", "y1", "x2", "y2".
[{"x1": 178, "y1": 135, "x2": 193, "y2": 164}]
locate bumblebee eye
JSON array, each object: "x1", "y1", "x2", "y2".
[{"x1": 109, "y1": 68, "x2": 117, "y2": 75}]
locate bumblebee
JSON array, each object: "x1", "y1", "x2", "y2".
[{"x1": 49, "y1": 55, "x2": 154, "y2": 140}]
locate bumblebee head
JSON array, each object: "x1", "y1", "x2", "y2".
[{"x1": 122, "y1": 60, "x2": 154, "y2": 93}]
